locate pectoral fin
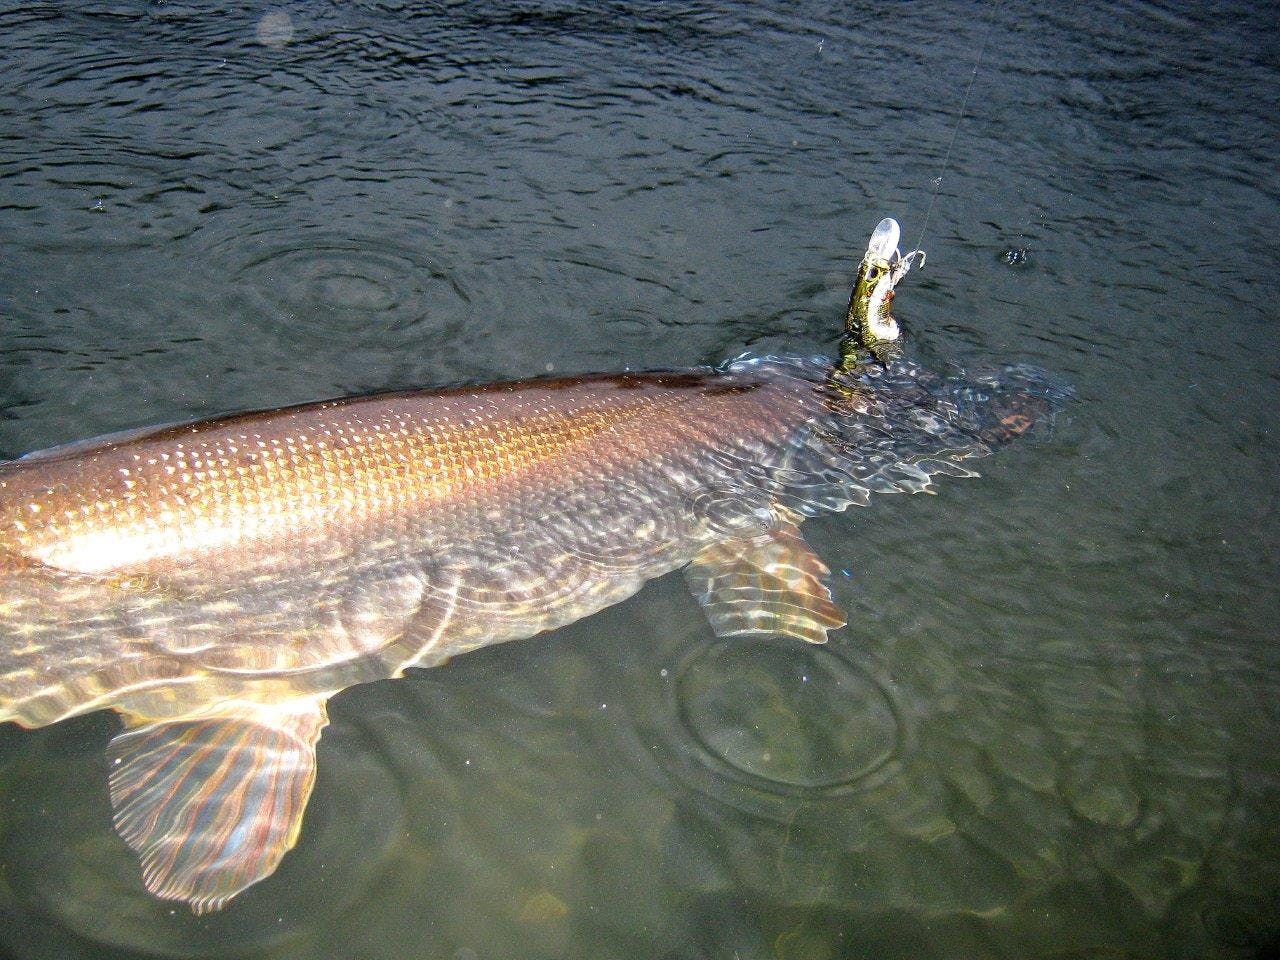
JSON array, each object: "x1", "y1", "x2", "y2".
[
  {"x1": 685, "y1": 522, "x2": 846, "y2": 644},
  {"x1": 107, "y1": 698, "x2": 328, "y2": 914}
]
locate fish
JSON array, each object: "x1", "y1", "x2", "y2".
[{"x1": 0, "y1": 219, "x2": 1068, "y2": 912}]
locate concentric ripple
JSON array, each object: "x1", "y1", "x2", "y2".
[
  {"x1": 670, "y1": 637, "x2": 906, "y2": 803},
  {"x1": 685, "y1": 486, "x2": 776, "y2": 538},
  {"x1": 229, "y1": 235, "x2": 471, "y2": 336}
]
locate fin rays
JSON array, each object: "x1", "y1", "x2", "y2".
[
  {"x1": 686, "y1": 522, "x2": 846, "y2": 645},
  {"x1": 108, "y1": 698, "x2": 328, "y2": 913}
]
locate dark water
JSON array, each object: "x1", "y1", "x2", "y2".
[{"x1": 1, "y1": 1, "x2": 1277, "y2": 958}]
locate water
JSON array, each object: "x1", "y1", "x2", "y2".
[{"x1": 0, "y1": 1, "x2": 1277, "y2": 957}]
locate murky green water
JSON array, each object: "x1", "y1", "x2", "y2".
[{"x1": 1, "y1": 2, "x2": 1277, "y2": 958}]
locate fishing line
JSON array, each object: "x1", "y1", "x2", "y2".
[{"x1": 911, "y1": 5, "x2": 998, "y2": 255}]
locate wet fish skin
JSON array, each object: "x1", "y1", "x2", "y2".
[
  {"x1": 0, "y1": 353, "x2": 1067, "y2": 910},
  {"x1": 0, "y1": 365, "x2": 805, "y2": 725}
]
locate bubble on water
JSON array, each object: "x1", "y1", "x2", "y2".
[
  {"x1": 256, "y1": 11, "x2": 294, "y2": 48},
  {"x1": 1001, "y1": 247, "x2": 1030, "y2": 267}
]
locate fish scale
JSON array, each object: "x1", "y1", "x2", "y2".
[
  {"x1": 0, "y1": 230, "x2": 1069, "y2": 911},
  {"x1": 0, "y1": 357, "x2": 1066, "y2": 731},
  {"x1": 0, "y1": 370, "x2": 791, "y2": 719},
  {"x1": 2, "y1": 381, "x2": 705, "y2": 581}
]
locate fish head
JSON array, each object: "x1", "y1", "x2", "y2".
[{"x1": 940, "y1": 363, "x2": 1074, "y2": 448}]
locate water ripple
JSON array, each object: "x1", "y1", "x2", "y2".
[
  {"x1": 675, "y1": 638, "x2": 905, "y2": 795},
  {"x1": 1, "y1": 0, "x2": 1278, "y2": 956},
  {"x1": 228, "y1": 235, "x2": 469, "y2": 334}
]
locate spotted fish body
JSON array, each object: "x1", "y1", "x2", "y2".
[{"x1": 0, "y1": 352, "x2": 1063, "y2": 911}]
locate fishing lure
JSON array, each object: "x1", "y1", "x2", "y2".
[{"x1": 0, "y1": 219, "x2": 1065, "y2": 911}]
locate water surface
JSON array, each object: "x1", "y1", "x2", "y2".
[{"x1": 1, "y1": 2, "x2": 1277, "y2": 958}]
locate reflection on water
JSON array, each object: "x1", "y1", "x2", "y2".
[{"x1": 1, "y1": 1, "x2": 1278, "y2": 958}]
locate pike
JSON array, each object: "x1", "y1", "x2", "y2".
[{"x1": 0, "y1": 219, "x2": 1066, "y2": 912}]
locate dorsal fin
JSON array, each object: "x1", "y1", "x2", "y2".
[{"x1": 10, "y1": 419, "x2": 195, "y2": 466}]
